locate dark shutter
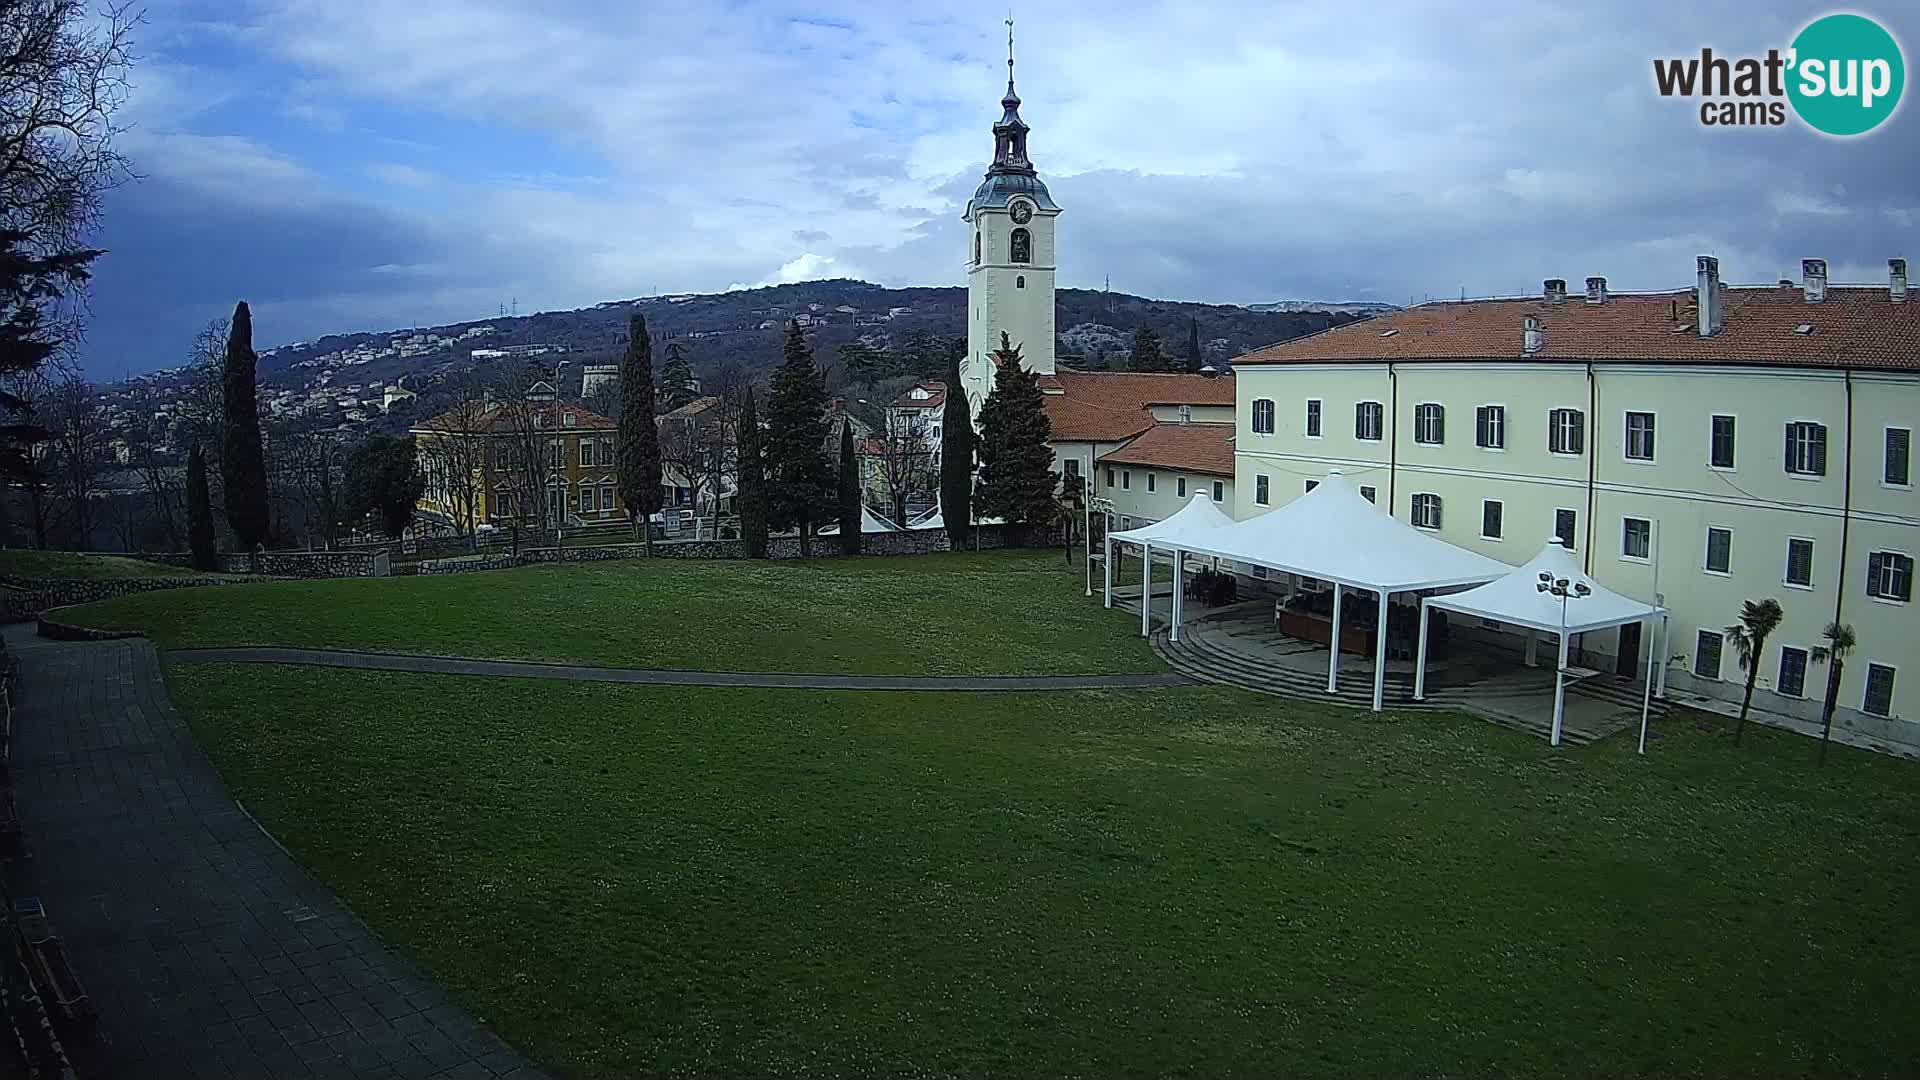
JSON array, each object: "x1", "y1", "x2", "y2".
[
  {"x1": 1813, "y1": 426, "x2": 1827, "y2": 475},
  {"x1": 1784, "y1": 424, "x2": 1795, "y2": 471},
  {"x1": 1868, "y1": 551, "x2": 1885, "y2": 596},
  {"x1": 1888, "y1": 428, "x2": 1910, "y2": 485},
  {"x1": 1434, "y1": 406, "x2": 1445, "y2": 444}
]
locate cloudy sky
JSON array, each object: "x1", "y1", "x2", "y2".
[{"x1": 82, "y1": 0, "x2": 1917, "y2": 379}]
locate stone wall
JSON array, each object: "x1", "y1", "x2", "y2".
[
  {"x1": 136, "y1": 551, "x2": 387, "y2": 578},
  {"x1": 0, "y1": 574, "x2": 259, "y2": 622},
  {"x1": 410, "y1": 525, "x2": 1038, "y2": 575}
]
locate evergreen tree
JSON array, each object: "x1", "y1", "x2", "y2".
[
  {"x1": 617, "y1": 312, "x2": 663, "y2": 553},
  {"x1": 0, "y1": 232, "x2": 98, "y2": 486},
  {"x1": 659, "y1": 339, "x2": 699, "y2": 411},
  {"x1": 221, "y1": 302, "x2": 271, "y2": 548},
  {"x1": 1186, "y1": 316, "x2": 1204, "y2": 372},
  {"x1": 737, "y1": 388, "x2": 768, "y2": 558},
  {"x1": 975, "y1": 332, "x2": 1057, "y2": 530},
  {"x1": 939, "y1": 348, "x2": 973, "y2": 551},
  {"x1": 764, "y1": 320, "x2": 834, "y2": 556},
  {"x1": 837, "y1": 420, "x2": 861, "y2": 556},
  {"x1": 343, "y1": 434, "x2": 427, "y2": 539},
  {"x1": 187, "y1": 444, "x2": 216, "y2": 571},
  {"x1": 1129, "y1": 326, "x2": 1168, "y2": 372}
]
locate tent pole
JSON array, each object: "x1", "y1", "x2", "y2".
[
  {"x1": 1637, "y1": 615, "x2": 1654, "y2": 755},
  {"x1": 1102, "y1": 531, "x2": 1113, "y2": 608},
  {"x1": 1654, "y1": 614, "x2": 1670, "y2": 698},
  {"x1": 1327, "y1": 582, "x2": 1343, "y2": 694},
  {"x1": 1171, "y1": 549, "x2": 1185, "y2": 643},
  {"x1": 1140, "y1": 542, "x2": 1152, "y2": 638},
  {"x1": 1413, "y1": 597, "x2": 1431, "y2": 701},
  {"x1": 1372, "y1": 588, "x2": 1389, "y2": 712},
  {"x1": 1551, "y1": 629, "x2": 1569, "y2": 747}
]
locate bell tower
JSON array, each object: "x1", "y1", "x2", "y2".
[{"x1": 961, "y1": 19, "x2": 1059, "y2": 418}]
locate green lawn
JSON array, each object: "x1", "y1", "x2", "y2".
[
  {"x1": 0, "y1": 548, "x2": 198, "y2": 579},
  {"x1": 171, "y1": 663, "x2": 1920, "y2": 1078},
  {"x1": 66, "y1": 551, "x2": 1157, "y2": 675}
]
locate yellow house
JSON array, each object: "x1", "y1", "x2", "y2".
[{"x1": 411, "y1": 394, "x2": 625, "y2": 531}]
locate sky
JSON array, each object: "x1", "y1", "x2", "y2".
[{"x1": 81, "y1": 0, "x2": 1919, "y2": 379}]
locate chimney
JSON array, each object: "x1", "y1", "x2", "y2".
[
  {"x1": 1892, "y1": 258, "x2": 1909, "y2": 302},
  {"x1": 1522, "y1": 316, "x2": 1543, "y2": 354},
  {"x1": 1779, "y1": 278, "x2": 1795, "y2": 288},
  {"x1": 1802, "y1": 258, "x2": 1828, "y2": 303},
  {"x1": 1696, "y1": 256, "x2": 1722, "y2": 336},
  {"x1": 1584, "y1": 276, "x2": 1608, "y2": 304},
  {"x1": 1543, "y1": 278, "x2": 1567, "y2": 304}
]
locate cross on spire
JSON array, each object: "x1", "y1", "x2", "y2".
[{"x1": 989, "y1": 15, "x2": 1032, "y2": 175}]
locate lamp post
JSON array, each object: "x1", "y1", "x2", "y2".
[
  {"x1": 552, "y1": 359, "x2": 570, "y2": 549},
  {"x1": 1536, "y1": 571, "x2": 1592, "y2": 747}
]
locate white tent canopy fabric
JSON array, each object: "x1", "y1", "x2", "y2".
[
  {"x1": 818, "y1": 506, "x2": 901, "y2": 535},
  {"x1": 1423, "y1": 541, "x2": 1664, "y2": 633},
  {"x1": 1109, "y1": 492, "x2": 1236, "y2": 547},
  {"x1": 1174, "y1": 470, "x2": 1508, "y2": 592},
  {"x1": 906, "y1": 504, "x2": 1005, "y2": 531}
]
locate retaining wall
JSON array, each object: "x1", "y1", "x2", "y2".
[
  {"x1": 413, "y1": 525, "x2": 1041, "y2": 575},
  {"x1": 0, "y1": 574, "x2": 261, "y2": 622}
]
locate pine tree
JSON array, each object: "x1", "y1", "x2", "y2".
[
  {"x1": 939, "y1": 348, "x2": 973, "y2": 551},
  {"x1": 1129, "y1": 326, "x2": 1168, "y2": 372},
  {"x1": 975, "y1": 332, "x2": 1057, "y2": 530},
  {"x1": 765, "y1": 320, "x2": 834, "y2": 557},
  {"x1": 1186, "y1": 316, "x2": 1204, "y2": 372},
  {"x1": 617, "y1": 312, "x2": 663, "y2": 553},
  {"x1": 837, "y1": 420, "x2": 861, "y2": 556},
  {"x1": 737, "y1": 388, "x2": 768, "y2": 558},
  {"x1": 187, "y1": 444, "x2": 216, "y2": 571},
  {"x1": 221, "y1": 302, "x2": 271, "y2": 549},
  {"x1": 659, "y1": 339, "x2": 699, "y2": 411}
]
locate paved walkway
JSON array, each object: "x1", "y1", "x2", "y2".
[
  {"x1": 169, "y1": 646, "x2": 1195, "y2": 691},
  {"x1": 5, "y1": 626, "x2": 547, "y2": 1080}
]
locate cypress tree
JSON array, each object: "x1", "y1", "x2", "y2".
[
  {"x1": 221, "y1": 302, "x2": 271, "y2": 548},
  {"x1": 939, "y1": 348, "x2": 973, "y2": 551},
  {"x1": 737, "y1": 388, "x2": 768, "y2": 558},
  {"x1": 837, "y1": 420, "x2": 861, "y2": 556},
  {"x1": 764, "y1": 320, "x2": 834, "y2": 557},
  {"x1": 975, "y1": 333, "x2": 1058, "y2": 531},
  {"x1": 187, "y1": 444, "x2": 216, "y2": 571},
  {"x1": 1186, "y1": 316, "x2": 1204, "y2": 372},
  {"x1": 617, "y1": 312, "x2": 663, "y2": 553},
  {"x1": 659, "y1": 339, "x2": 699, "y2": 411},
  {"x1": 1129, "y1": 325, "x2": 1168, "y2": 372}
]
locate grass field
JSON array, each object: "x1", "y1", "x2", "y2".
[
  {"x1": 0, "y1": 549, "x2": 199, "y2": 579},
  {"x1": 171, "y1": 663, "x2": 1920, "y2": 1078},
  {"x1": 66, "y1": 551, "x2": 1158, "y2": 675}
]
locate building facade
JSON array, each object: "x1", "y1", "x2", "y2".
[
  {"x1": 412, "y1": 396, "x2": 628, "y2": 529},
  {"x1": 1231, "y1": 258, "x2": 1916, "y2": 742}
]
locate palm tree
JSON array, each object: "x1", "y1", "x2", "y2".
[
  {"x1": 1725, "y1": 598, "x2": 1784, "y2": 746},
  {"x1": 1810, "y1": 621, "x2": 1857, "y2": 766}
]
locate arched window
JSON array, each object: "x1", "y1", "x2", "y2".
[
  {"x1": 1010, "y1": 227, "x2": 1031, "y2": 264},
  {"x1": 973, "y1": 231, "x2": 981, "y2": 264},
  {"x1": 1016, "y1": 275, "x2": 1025, "y2": 289}
]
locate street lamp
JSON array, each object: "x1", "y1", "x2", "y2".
[
  {"x1": 552, "y1": 360, "x2": 570, "y2": 549},
  {"x1": 1536, "y1": 571, "x2": 1592, "y2": 747}
]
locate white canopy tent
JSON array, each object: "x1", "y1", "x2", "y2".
[
  {"x1": 1417, "y1": 540, "x2": 1668, "y2": 749},
  {"x1": 1105, "y1": 493, "x2": 1236, "y2": 643},
  {"x1": 818, "y1": 506, "x2": 901, "y2": 535},
  {"x1": 1150, "y1": 469, "x2": 1508, "y2": 711},
  {"x1": 905, "y1": 505, "x2": 1005, "y2": 532}
]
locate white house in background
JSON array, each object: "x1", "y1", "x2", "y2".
[
  {"x1": 579, "y1": 364, "x2": 620, "y2": 398},
  {"x1": 886, "y1": 382, "x2": 947, "y2": 452},
  {"x1": 1093, "y1": 421, "x2": 1236, "y2": 531},
  {"x1": 1230, "y1": 256, "x2": 1918, "y2": 749}
]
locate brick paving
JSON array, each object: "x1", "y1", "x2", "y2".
[{"x1": 4, "y1": 627, "x2": 548, "y2": 1080}]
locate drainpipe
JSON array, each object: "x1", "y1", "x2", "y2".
[
  {"x1": 1835, "y1": 369, "x2": 1854, "y2": 626},
  {"x1": 1583, "y1": 361, "x2": 1597, "y2": 575},
  {"x1": 1387, "y1": 362, "x2": 1398, "y2": 511}
]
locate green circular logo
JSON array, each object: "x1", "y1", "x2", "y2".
[{"x1": 1787, "y1": 13, "x2": 1905, "y2": 136}]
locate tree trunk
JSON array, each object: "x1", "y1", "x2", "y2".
[
  {"x1": 1818, "y1": 659, "x2": 1843, "y2": 765},
  {"x1": 643, "y1": 518, "x2": 654, "y2": 558},
  {"x1": 1735, "y1": 669, "x2": 1759, "y2": 745}
]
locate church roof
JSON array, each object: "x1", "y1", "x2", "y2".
[{"x1": 968, "y1": 171, "x2": 1058, "y2": 215}]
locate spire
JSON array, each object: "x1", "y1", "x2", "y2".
[{"x1": 989, "y1": 15, "x2": 1033, "y2": 176}]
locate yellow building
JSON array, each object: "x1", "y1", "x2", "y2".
[{"x1": 411, "y1": 393, "x2": 625, "y2": 531}]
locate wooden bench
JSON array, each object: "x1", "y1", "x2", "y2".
[{"x1": 11, "y1": 899, "x2": 89, "y2": 1026}]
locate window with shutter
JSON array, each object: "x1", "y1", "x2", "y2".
[
  {"x1": 1481, "y1": 500, "x2": 1503, "y2": 539},
  {"x1": 1414, "y1": 403, "x2": 1444, "y2": 444},
  {"x1": 1785, "y1": 422, "x2": 1827, "y2": 476},
  {"x1": 1785, "y1": 537, "x2": 1815, "y2": 587},
  {"x1": 1777, "y1": 646, "x2": 1809, "y2": 698},
  {"x1": 1475, "y1": 405, "x2": 1505, "y2": 449},
  {"x1": 1863, "y1": 664, "x2": 1896, "y2": 717},
  {"x1": 1710, "y1": 415, "x2": 1737, "y2": 468},
  {"x1": 1705, "y1": 527, "x2": 1732, "y2": 574},
  {"x1": 1867, "y1": 551, "x2": 1913, "y2": 602},
  {"x1": 1549, "y1": 408, "x2": 1584, "y2": 455},
  {"x1": 1887, "y1": 428, "x2": 1912, "y2": 486},
  {"x1": 1305, "y1": 399, "x2": 1322, "y2": 437},
  {"x1": 1553, "y1": 508, "x2": 1577, "y2": 549},
  {"x1": 1694, "y1": 630, "x2": 1724, "y2": 680},
  {"x1": 1411, "y1": 493, "x2": 1442, "y2": 530}
]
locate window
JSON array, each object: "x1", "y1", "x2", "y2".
[
  {"x1": 1777, "y1": 646, "x2": 1809, "y2": 698},
  {"x1": 1622, "y1": 517, "x2": 1651, "y2": 560},
  {"x1": 1105, "y1": 467, "x2": 1114, "y2": 487},
  {"x1": 973, "y1": 231, "x2": 981, "y2": 264},
  {"x1": 1785, "y1": 537, "x2": 1815, "y2": 588},
  {"x1": 1414, "y1": 403, "x2": 1444, "y2": 445},
  {"x1": 1304, "y1": 480, "x2": 1319, "y2": 494},
  {"x1": 1475, "y1": 405, "x2": 1505, "y2": 449},
  {"x1": 1211, "y1": 480, "x2": 1224, "y2": 502},
  {"x1": 1411, "y1": 493, "x2": 1442, "y2": 530},
  {"x1": 1178, "y1": 405, "x2": 1192, "y2": 423},
  {"x1": 1176, "y1": 476, "x2": 1186, "y2": 497},
  {"x1": 1705, "y1": 527, "x2": 1732, "y2": 574},
  {"x1": 1887, "y1": 428, "x2": 1912, "y2": 486},
  {"x1": 1305, "y1": 399, "x2": 1322, "y2": 437},
  {"x1": 580, "y1": 485, "x2": 597, "y2": 513},
  {"x1": 1016, "y1": 275, "x2": 1025, "y2": 289},
  {"x1": 1251, "y1": 398, "x2": 1275, "y2": 435},
  {"x1": 1554, "y1": 508, "x2": 1577, "y2": 550},
  {"x1": 1064, "y1": 459, "x2": 1081, "y2": 483},
  {"x1": 1695, "y1": 630, "x2": 1724, "y2": 680},
  {"x1": 1548, "y1": 408, "x2": 1585, "y2": 455},
  {"x1": 580, "y1": 440, "x2": 595, "y2": 467},
  {"x1": 1785, "y1": 421, "x2": 1827, "y2": 476},
  {"x1": 600, "y1": 485, "x2": 615, "y2": 511},
  {"x1": 1010, "y1": 227, "x2": 1031, "y2": 263},
  {"x1": 1867, "y1": 551, "x2": 1913, "y2": 602},
  {"x1": 1255, "y1": 475, "x2": 1270, "y2": 505},
  {"x1": 1121, "y1": 470, "x2": 1131, "y2": 490},
  {"x1": 562, "y1": 412, "x2": 576, "y2": 428},
  {"x1": 1360, "y1": 485, "x2": 1376, "y2": 504},
  {"x1": 1481, "y1": 500, "x2": 1503, "y2": 540},
  {"x1": 1146, "y1": 472, "x2": 1156, "y2": 493},
  {"x1": 1355, "y1": 401, "x2": 1384, "y2": 441},
  {"x1": 1624, "y1": 411, "x2": 1656, "y2": 461},
  {"x1": 1710, "y1": 415, "x2": 1737, "y2": 469},
  {"x1": 1863, "y1": 664, "x2": 1896, "y2": 717}
]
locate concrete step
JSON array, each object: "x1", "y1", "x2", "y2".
[
  {"x1": 1181, "y1": 632, "x2": 1415, "y2": 703},
  {"x1": 1154, "y1": 633, "x2": 1443, "y2": 710}
]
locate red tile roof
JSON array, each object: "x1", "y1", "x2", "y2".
[
  {"x1": 1096, "y1": 423, "x2": 1236, "y2": 476},
  {"x1": 891, "y1": 382, "x2": 948, "y2": 410},
  {"x1": 415, "y1": 401, "x2": 617, "y2": 435},
  {"x1": 1236, "y1": 285, "x2": 1920, "y2": 371},
  {"x1": 1038, "y1": 369, "x2": 1236, "y2": 442}
]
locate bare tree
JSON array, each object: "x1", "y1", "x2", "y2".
[
  {"x1": 870, "y1": 408, "x2": 935, "y2": 528},
  {"x1": 415, "y1": 365, "x2": 492, "y2": 547},
  {"x1": 121, "y1": 381, "x2": 179, "y2": 546},
  {"x1": 276, "y1": 409, "x2": 345, "y2": 549},
  {"x1": 48, "y1": 368, "x2": 102, "y2": 546},
  {"x1": 488, "y1": 361, "x2": 563, "y2": 542}
]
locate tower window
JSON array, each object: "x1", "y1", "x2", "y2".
[
  {"x1": 1016, "y1": 276, "x2": 1025, "y2": 289},
  {"x1": 974, "y1": 231, "x2": 981, "y2": 264},
  {"x1": 1011, "y1": 227, "x2": 1031, "y2": 264}
]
